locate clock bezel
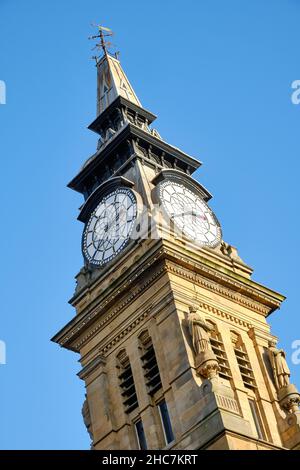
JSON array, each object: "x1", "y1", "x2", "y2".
[
  {"x1": 158, "y1": 179, "x2": 222, "y2": 248},
  {"x1": 82, "y1": 187, "x2": 138, "y2": 267}
]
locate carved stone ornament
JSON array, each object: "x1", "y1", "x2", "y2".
[
  {"x1": 187, "y1": 305, "x2": 220, "y2": 379},
  {"x1": 278, "y1": 384, "x2": 300, "y2": 414},
  {"x1": 196, "y1": 349, "x2": 221, "y2": 380},
  {"x1": 268, "y1": 340, "x2": 300, "y2": 414},
  {"x1": 82, "y1": 396, "x2": 93, "y2": 442},
  {"x1": 268, "y1": 340, "x2": 291, "y2": 390}
]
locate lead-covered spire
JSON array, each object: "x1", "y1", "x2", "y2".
[{"x1": 96, "y1": 53, "x2": 141, "y2": 116}]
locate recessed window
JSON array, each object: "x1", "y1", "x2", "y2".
[
  {"x1": 207, "y1": 321, "x2": 232, "y2": 380},
  {"x1": 117, "y1": 350, "x2": 139, "y2": 414},
  {"x1": 139, "y1": 331, "x2": 162, "y2": 396},
  {"x1": 158, "y1": 400, "x2": 174, "y2": 445},
  {"x1": 135, "y1": 419, "x2": 147, "y2": 450},
  {"x1": 231, "y1": 332, "x2": 257, "y2": 390},
  {"x1": 248, "y1": 399, "x2": 266, "y2": 441}
]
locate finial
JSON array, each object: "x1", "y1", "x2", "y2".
[{"x1": 88, "y1": 25, "x2": 114, "y2": 61}]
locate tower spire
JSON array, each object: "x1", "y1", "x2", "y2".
[{"x1": 89, "y1": 25, "x2": 141, "y2": 116}]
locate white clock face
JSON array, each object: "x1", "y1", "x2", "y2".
[
  {"x1": 159, "y1": 181, "x2": 221, "y2": 247},
  {"x1": 82, "y1": 188, "x2": 137, "y2": 266}
]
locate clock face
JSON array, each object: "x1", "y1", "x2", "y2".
[
  {"x1": 159, "y1": 181, "x2": 221, "y2": 247},
  {"x1": 82, "y1": 188, "x2": 137, "y2": 266}
]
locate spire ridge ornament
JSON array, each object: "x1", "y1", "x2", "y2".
[
  {"x1": 89, "y1": 24, "x2": 114, "y2": 60},
  {"x1": 89, "y1": 27, "x2": 142, "y2": 116}
]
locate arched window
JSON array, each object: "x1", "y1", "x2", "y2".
[
  {"x1": 138, "y1": 331, "x2": 162, "y2": 396},
  {"x1": 231, "y1": 331, "x2": 257, "y2": 390},
  {"x1": 116, "y1": 349, "x2": 138, "y2": 413},
  {"x1": 207, "y1": 321, "x2": 231, "y2": 380}
]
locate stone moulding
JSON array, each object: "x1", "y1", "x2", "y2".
[
  {"x1": 165, "y1": 260, "x2": 278, "y2": 316},
  {"x1": 215, "y1": 394, "x2": 241, "y2": 415},
  {"x1": 78, "y1": 355, "x2": 106, "y2": 381},
  {"x1": 75, "y1": 269, "x2": 163, "y2": 349},
  {"x1": 100, "y1": 307, "x2": 151, "y2": 355},
  {"x1": 52, "y1": 241, "x2": 283, "y2": 352},
  {"x1": 198, "y1": 301, "x2": 252, "y2": 329},
  {"x1": 65, "y1": 265, "x2": 165, "y2": 350},
  {"x1": 79, "y1": 289, "x2": 175, "y2": 363}
]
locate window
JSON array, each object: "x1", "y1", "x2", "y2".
[
  {"x1": 207, "y1": 321, "x2": 232, "y2": 380},
  {"x1": 117, "y1": 349, "x2": 139, "y2": 414},
  {"x1": 135, "y1": 419, "x2": 147, "y2": 450},
  {"x1": 139, "y1": 331, "x2": 162, "y2": 395},
  {"x1": 248, "y1": 399, "x2": 266, "y2": 441},
  {"x1": 231, "y1": 332, "x2": 257, "y2": 390},
  {"x1": 158, "y1": 400, "x2": 174, "y2": 445}
]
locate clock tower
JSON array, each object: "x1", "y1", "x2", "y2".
[{"x1": 52, "y1": 32, "x2": 300, "y2": 450}]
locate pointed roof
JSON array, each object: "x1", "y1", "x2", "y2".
[{"x1": 96, "y1": 53, "x2": 141, "y2": 116}]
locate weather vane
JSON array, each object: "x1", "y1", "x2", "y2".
[{"x1": 89, "y1": 24, "x2": 117, "y2": 64}]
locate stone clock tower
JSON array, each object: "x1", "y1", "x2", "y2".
[{"x1": 52, "y1": 34, "x2": 300, "y2": 450}]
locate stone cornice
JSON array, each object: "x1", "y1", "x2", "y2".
[
  {"x1": 78, "y1": 355, "x2": 106, "y2": 381},
  {"x1": 78, "y1": 291, "x2": 175, "y2": 363},
  {"x1": 197, "y1": 301, "x2": 252, "y2": 329},
  {"x1": 168, "y1": 262, "x2": 270, "y2": 316},
  {"x1": 52, "y1": 239, "x2": 284, "y2": 351},
  {"x1": 52, "y1": 258, "x2": 166, "y2": 350},
  {"x1": 87, "y1": 306, "x2": 151, "y2": 356},
  {"x1": 162, "y1": 247, "x2": 285, "y2": 314}
]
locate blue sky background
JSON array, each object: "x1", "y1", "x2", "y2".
[{"x1": 0, "y1": 0, "x2": 299, "y2": 449}]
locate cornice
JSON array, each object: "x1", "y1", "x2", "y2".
[
  {"x1": 129, "y1": 123, "x2": 200, "y2": 170},
  {"x1": 175, "y1": 297, "x2": 253, "y2": 329},
  {"x1": 88, "y1": 95, "x2": 157, "y2": 133},
  {"x1": 76, "y1": 272, "x2": 172, "y2": 354},
  {"x1": 85, "y1": 306, "x2": 151, "y2": 356},
  {"x1": 79, "y1": 290, "x2": 175, "y2": 367},
  {"x1": 78, "y1": 355, "x2": 106, "y2": 381},
  {"x1": 52, "y1": 239, "x2": 284, "y2": 351},
  {"x1": 162, "y1": 247, "x2": 284, "y2": 314},
  {"x1": 52, "y1": 259, "x2": 166, "y2": 351},
  {"x1": 167, "y1": 262, "x2": 270, "y2": 316},
  {"x1": 197, "y1": 301, "x2": 252, "y2": 329},
  {"x1": 73, "y1": 298, "x2": 154, "y2": 353}
]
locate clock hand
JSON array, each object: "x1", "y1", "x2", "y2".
[
  {"x1": 108, "y1": 209, "x2": 128, "y2": 235},
  {"x1": 171, "y1": 210, "x2": 207, "y2": 220}
]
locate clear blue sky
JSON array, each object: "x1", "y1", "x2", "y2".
[{"x1": 0, "y1": 0, "x2": 299, "y2": 449}]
